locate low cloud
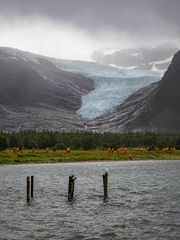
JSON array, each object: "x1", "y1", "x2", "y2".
[{"x1": 0, "y1": 0, "x2": 179, "y2": 60}]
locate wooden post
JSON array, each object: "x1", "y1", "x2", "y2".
[
  {"x1": 31, "y1": 176, "x2": 34, "y2": 198},
  {"x1": 71, "y1": 176, "x2": 76, "y2": 199},
  {"x1": 71, "y1": 181, "x2": 74, "y2": 199},
  {"x1": 26, "y1": 176, "x2": 30, "y2": 202},
  {"x1": 103, "y1": 172, "x2": 108, "y2": 200},
  {"x1": 68, "y1": 175, "x2": 76, "y2": 201},
  {"x1": 68, "y1": 176, "x2": 72, "y2": 201}
]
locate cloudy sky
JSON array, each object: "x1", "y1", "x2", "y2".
[{"x1": 0, "y1": 0, "x2": 179, "y2": 60}]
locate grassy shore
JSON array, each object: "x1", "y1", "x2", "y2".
[{"x1": 0, "y1": 148, "x2": 180, "y2": 164}]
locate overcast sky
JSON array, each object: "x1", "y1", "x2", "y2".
[{"x1": 0, "y1": 0, "x2": 179, "y2": 60}]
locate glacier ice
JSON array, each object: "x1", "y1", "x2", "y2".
[
  {"x1": 53, "y1": 59, "x2": 161, "y2": 119},
  {"x1": 77, "y1": 73, "x2": 160, "y2": 119}
]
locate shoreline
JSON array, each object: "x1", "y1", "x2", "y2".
[{"x1": 1, "y1": 158, "x2": 180, "y2": 166}]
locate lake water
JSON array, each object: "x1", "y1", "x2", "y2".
[{"x1": 0, "y1": 160, "x2": 180, "y2": 240}]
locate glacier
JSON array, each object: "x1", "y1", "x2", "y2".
[
  {"x1": 53, "y1": 60, "x2": 161, "y2": 119},
  {"x1": 77, "y1": 71, "x2": 160, "y2": 119},
  {"x1": 1, "y1": 48, "x2": 161, "y2": 119}
]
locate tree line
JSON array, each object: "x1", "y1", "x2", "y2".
[{"x1": 1, "y1": 131, "x2": 180, "y2": 151}]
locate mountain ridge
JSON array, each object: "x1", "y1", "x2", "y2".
[
  {"x1": 0, "y1": 47, "x2": 94, "y2": 131},
  {"x1": 0, "y1": 47, "x2": 179, "y2": 133}
]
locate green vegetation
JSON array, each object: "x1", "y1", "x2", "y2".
[
  {"x1": 1, "y1": 131, "x2": 180, "y2": 164},
  {"x1": 1, "y1": 131, "x2": 180, "y2": 150},
  {"x1": 0, "y1": 135, "x2": 8, "y2": 152},
  {"x1": 0, "y1": 148, "x2": 180, "y2": 164}
]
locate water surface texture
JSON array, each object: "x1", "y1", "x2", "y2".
[{"x1": 0, "y1": 160, "x2": 180, "y2": 240}]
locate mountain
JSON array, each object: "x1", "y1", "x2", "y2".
[
  {"x1": 0, "y1": 47, "x2": 179, "y2": 133},
  {"x1": 126, "y1": 50, "x2": 180, "y2": 133},
  {"x1": 91, "y1": 51, "x2": 180, "y2": 133},
  {"x1": 92, "y1": 43, "x2": 178, "y2": 73},
  {"x1": 0, "y1": 47, "x2": 161, "y2": 132},
  {"x1": 0, "y1": 47, "x2": 93, "y2": 131}
]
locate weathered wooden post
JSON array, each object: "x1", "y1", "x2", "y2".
[
  {"x1": 68, "y1": 176, "x2": 72, "y2": 201},
  {"x1": 31, "y1": 176, "x2": 34, "y2": 198},
  {"x1": 68, "y1": 175, "x2": 76, "y2": 201},
  {"x1": 103, "y1": 170, "x2": 108, "y2": 200},
  {"x1": 26, "y1": 176, "x2": 30, "y2": 202}
]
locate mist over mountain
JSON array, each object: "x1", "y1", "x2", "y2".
[{"x1": 92, "y1": 43, "x2": 178, "y2": 72}]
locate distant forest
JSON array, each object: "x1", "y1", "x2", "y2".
[{"x1": 1, "y1": 131, "x2": 180, "y2": 151}]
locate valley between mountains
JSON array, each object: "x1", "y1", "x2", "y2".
[{"x1": 0, "y1": 46, "x2": 179, "y2": 133}]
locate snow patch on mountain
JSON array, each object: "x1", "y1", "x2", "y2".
[
  {"x1": 149, "y1": 56, "x2": 173, "y2": 75},
  {"x1": 9, "y1": 56, "x2": 18, "y2": 61},
  {"x1": 150, "y1": 65, "x2": 165, "y2": 75},
  {"x1": 52, "y1": 59, "x2": 127, "y2": 77},
  {"x1": 109, "y1": 64, "x2": 137, "y2": 70},
  {"x1": 149, "y1": 56, "x2": 173, "y2": 65},
  {"x1": 1, "y1": 47, "x2": 40, "y2": 64},
  {"x1": 131, "y1": 52, "x2": 140, "y2": 57}
]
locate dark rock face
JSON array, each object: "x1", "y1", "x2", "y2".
[
  {"x1": 0, "y1": 48, "x2": 94, "y2": 131},
  {"x1": 127, "y1": 51, "x2": 180, "y2": 133}
]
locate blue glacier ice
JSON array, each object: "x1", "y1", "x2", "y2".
[
  {"x1": 53, "y1": 59, "x2": 161, "y2": 119},
  {"x1": 77, "y1": 73, "x2": 160, "y2": 119}
]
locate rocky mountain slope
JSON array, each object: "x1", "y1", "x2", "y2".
[
  {"x1": 127, "y1": 50, "x2": 180, "y2": 133},
  {"x1": 0, "y1": 48, "x2": 93, "y2": 131}
]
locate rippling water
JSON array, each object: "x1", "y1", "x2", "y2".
[{"x1": 0, "y1": 160, "x2": 180, "y2": 240}]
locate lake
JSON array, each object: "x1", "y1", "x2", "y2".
[{"x1": 0, "y1": 160, "x2": 180, "y2": 240}]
